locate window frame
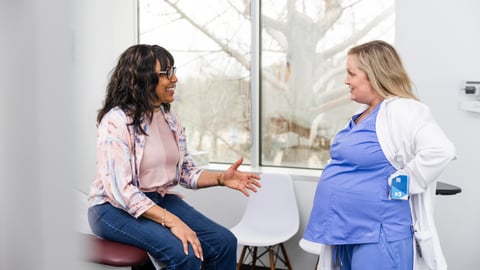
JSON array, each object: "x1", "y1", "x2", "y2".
[{"x1": 136, "y1": 0, "x2": 395, "y2": 174}]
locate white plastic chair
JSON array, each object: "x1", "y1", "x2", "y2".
[
  {"x1": 299, "y1": 238, "x2": 323, "y2": 270},
  {"x1": 230, "y1": 173, "x2": 299, "y2": 270},
  {"x1": 299, "y1": 238, "x2": 337, "y2": 270}
]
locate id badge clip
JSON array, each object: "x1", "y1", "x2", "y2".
[{"x1": 390, "y1": 174, "x2": 409, "y2": 200}]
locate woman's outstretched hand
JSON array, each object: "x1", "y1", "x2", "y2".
[{"x1": 222, "y1": 157, "x2": 261, "y2": 196}]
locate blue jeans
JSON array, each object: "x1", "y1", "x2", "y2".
[
  {"x1": 333, "y1": 227, "x2": 413, "y2": 270},
  {"x1": 88, "y1": 193, "x2": 237, "y2": 270}
]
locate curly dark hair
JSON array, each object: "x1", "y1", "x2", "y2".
[{"x1": 97, "y1": 44, "x2": 175, "y2": 134}]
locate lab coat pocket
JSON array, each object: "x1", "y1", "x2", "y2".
[
  {"x1": 414, "y1": 230, "x2": 436, "y2": 269},
  {"x1": 317, "y1": 244, "x2": 335, "y2": 270}
]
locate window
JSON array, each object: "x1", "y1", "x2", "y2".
[{"x1": 139, "y1": 0, "x2": 394, "y2": 169}]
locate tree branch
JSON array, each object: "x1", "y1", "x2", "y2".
[{"x1": 164, "y1": 0, "x2": 250, "y2": 69}]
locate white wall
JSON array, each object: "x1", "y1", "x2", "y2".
[
  {"x1": 72, "y1": 0, "x2": 480, "y2": 269},
  {"x1": 2, "y1": 0, "x2": 86, "y2": 269},
  {"x1": 73, "y1": 0, "x2": 138, "y2": 192}
]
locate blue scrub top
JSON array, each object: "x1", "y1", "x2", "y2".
[{"x1": 303, "y1": 102, "x2": 412, "y2": 245}]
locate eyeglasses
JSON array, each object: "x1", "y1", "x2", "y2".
[{"x1": 155, "y1": 66, "x2": 176, "y2": 80}]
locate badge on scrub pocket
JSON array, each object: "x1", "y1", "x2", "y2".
[{"x1": 390, "y1": 174, "x2": 409, "y2": 200}]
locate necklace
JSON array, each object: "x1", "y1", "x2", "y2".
[
  {"x1": 355, "y1": 108, "x2": 372, "y2": 124},
  {"x1": 355, "y1": 98, "x2": 384, "y2": 124}
]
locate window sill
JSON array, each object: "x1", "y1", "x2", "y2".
[{"x1": 200, "y1": 163, "x2": 323, "y2": 181}]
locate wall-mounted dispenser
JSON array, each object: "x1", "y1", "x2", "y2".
[{"x1": 459, "y1": 81, "x2": 480, "y2": 113}]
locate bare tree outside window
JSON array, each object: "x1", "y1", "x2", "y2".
[{"x1": 139, "y1": 0, "x2": 394, "y2": 169}]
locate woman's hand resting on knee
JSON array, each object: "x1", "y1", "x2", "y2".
[
  {"x1": 165, "y1": 211, "x2": 204, "y2": 261},
  {"x1": 142, "y1": 205, "x2": 204, "y2": 261}
]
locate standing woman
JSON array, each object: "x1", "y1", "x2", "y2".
[
  {"x1": 303, "y1": 40, "x2": 456, "y2": 270},
  {"x1": 88, "y1": 44, "x2": 261, "y2": 270}
]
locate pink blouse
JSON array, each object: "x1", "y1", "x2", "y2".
[{"x1": 139, "y1": 110, "x2": 180, "y2": 194}]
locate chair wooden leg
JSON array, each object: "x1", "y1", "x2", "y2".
[
  {"x1": 239, "y1": 244, "x2": 297, "y2": 270},
  {"x1": 269, "y1": 246, "x2": 275, "y2": 270},
  {"x1": 237, "y1": 246, "x2": 247, "y2": 270},
  {"x1": 280, "y1": 243, "x2": 293, "y2": 270}
]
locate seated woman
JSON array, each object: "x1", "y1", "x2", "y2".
[{"x1": 88, "y1": 44, "x2": 261, "y2": 270}]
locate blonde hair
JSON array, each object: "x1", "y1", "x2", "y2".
[{"x1": 348, "y1": 40, "x2": 417, "y2": 100}]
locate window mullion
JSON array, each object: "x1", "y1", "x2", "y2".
[{"x1": 250, "y1": 0, "x2": 261, "y2": 169}]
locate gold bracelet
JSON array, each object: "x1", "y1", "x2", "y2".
[
  {"x1": 216, "y1": 172, "x2": 224, "y2": 186},
  {"x1": 161, "y1": 208, "x2": 167, "y2": 227}
]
